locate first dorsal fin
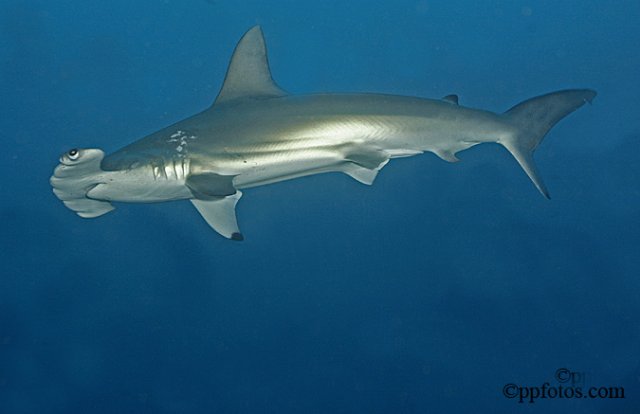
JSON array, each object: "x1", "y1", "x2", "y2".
[{"x1": 214, "y1": 26, "x2": 286, "y2": 105}]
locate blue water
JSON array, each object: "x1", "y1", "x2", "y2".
[{"x1": 1, "y1": 1, "x2": 639, "y2": 413}]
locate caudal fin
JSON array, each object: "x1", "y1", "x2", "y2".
[{"x1": 500, "y1": 89, "x2": 596, "y2": 198}]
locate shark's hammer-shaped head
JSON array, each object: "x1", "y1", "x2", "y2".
[{"x1": 50, "y1": 148, "x2": 115, "y2": 218}]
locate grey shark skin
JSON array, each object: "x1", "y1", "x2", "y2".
[{"x1": 50, "y1": 26, "x2": 596, "y2": 240}]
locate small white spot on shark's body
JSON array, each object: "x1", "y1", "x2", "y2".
[
  {"x1": 167, "y1": 131, "x2": 197, "y2": 151},
  {"x1": 169, "y1": 132, "x2": 198, "y2": 155}
]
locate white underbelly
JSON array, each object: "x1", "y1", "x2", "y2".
[
  {"x1": 87, "y1": 169, "x2": 192, "y2": 203},
  {"x1": 232, "y1": 147, "x2": 349, "y2": 189}
]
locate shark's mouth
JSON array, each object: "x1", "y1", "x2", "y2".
[{"x1": 50, "y1": 148, "x2": 115, "y2": 218}]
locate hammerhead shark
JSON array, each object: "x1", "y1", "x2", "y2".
[{"x1": 50, "y1": 26, "x2": 596, "y2": 240}]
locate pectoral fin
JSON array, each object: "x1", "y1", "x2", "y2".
[
  {"x1": 191, "y1": 192, "x2": 243, "y2": 240},
  {"x1": 186, "y1": 172, "x2": 237, "y2": 199}
]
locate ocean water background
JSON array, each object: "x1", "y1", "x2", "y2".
[{"x1": 1, "y1": 0, "x2": 639, "y2": 413}]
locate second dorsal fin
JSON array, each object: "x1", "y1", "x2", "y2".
[
  {"x1": 442, "y1": 94, "x2": 459, "y2": 105},
  {"x1": 213, "y1": 26, "x2": 286, "y2": 105}
]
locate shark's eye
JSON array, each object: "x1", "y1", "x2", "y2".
[{"x1": 68, "y1": 149, "x2": 80, "y2": 160}]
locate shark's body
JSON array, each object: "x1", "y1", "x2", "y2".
[{"x1": 51, "y1": 26, "x2": 596, "y2": 240}]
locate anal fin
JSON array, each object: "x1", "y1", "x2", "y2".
[
  {"x1": 434, "y1": 149, "x2": 460, "y2": 163},
  {"x1": 191, "y1": 191, "x2": 244, "y2": 240}
]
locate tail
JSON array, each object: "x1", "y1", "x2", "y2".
[{"x1": 500, "y1": 89, "x2": 596, "y2": 198}]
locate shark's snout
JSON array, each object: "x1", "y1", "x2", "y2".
[{"x1": 50, "y1": 148, "x2": 115, "y2": 218}]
